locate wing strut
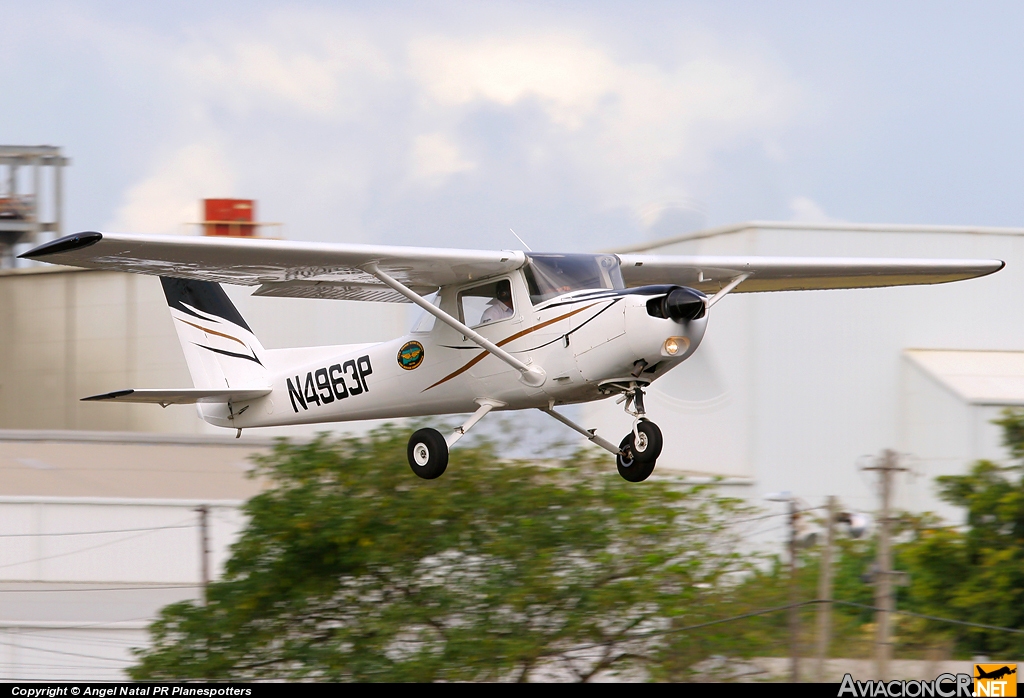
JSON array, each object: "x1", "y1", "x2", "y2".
[
  {"x1": 363, "y1": 263, "x2": 547, "y2": 387},
  {"x1": 706, "y1": 273, "x2": 751, "y2": 309}
]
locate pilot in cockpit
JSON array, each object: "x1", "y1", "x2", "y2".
[{"x1": 480, "y1": 281, "x2": 514, "y2": 324}]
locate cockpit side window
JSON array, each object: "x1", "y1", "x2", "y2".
[
  {"x1": 459, "y1": 279, "x2": 515, "y2": 328},
  {"x1": 523, "y1": 254, "x2": 624, "y2": 305}
]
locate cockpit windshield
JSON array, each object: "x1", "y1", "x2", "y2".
[{"x1": 522, "y1": 253, "x2": 624, "y2": 305}]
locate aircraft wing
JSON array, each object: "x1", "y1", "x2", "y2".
[
  {"x1": 81, "y1": 388, "x2": 271, "y2": 406},
  {"x1": 22, "y1": 232, "x2": 1004, "y2": 300},
  {"x1": 617, "y1": 254, "x2": 1005, "y2": 293},
  {"x1": 20, "y1": 232, "x2": 527, "y2": 303}
]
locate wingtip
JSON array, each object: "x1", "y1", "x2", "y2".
[
  {"x1": 81, "y1": 389, "x2": 134, "y2": 402},
  {"x1": 19, "y1": 231, "x2": 103, "y2": 260}
]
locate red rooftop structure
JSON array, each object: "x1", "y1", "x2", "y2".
[{"x1": 202, "y1": 199, "x2": 257, "y2": 237}]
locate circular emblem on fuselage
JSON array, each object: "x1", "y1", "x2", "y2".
[{"x1": 398, "y1": 341, "x2": 425, "y2": 370}]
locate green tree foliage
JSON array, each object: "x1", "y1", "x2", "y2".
[
  {"x1": 129, "y1": 427, "x2": 755, "y2": 682},
  {"x1": 893, "y1": 409, "x2": 1024, "y2": 656},
  {"x1": 763, "y1": 409, "x2": 1024, "y2": 659}
]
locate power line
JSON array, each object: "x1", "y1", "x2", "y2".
[
  {"x1": 831, "y1": 600, "x2": 1024, "y2": 636},
  {"x1": 537, "y1": 597, "x2": 1024, "y2": 655},
  {"x1": 0, "y1": 634, "x2": 135, "y2": 663},
  {"x1": 29, "y1": 596, "x2": 1012, "y2": 679},
  {"x1": 0, "y1": 523, "x2": 197, "y2": 571},
  {"x1": 677, "y1": 507, "x2": 825, "y2": 536},
  {"x1": 0, "y1": 584, "x2": 200, "y2": 593},
  {"x1": 659, "y1": 599, "x2": 1024, "y2": 640},
  {"x1": 0, "y1": 522, "x2": 196, "y2": 538}
]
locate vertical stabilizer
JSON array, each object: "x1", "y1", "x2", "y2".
[{"x1": 160, "y1": 277, "x2": 269, "y2": 390}]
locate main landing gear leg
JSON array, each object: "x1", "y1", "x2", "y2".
[{"x1": 407, "y1": 399, "x2": 504, "y2": 480}]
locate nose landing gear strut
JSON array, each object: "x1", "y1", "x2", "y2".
[
  {"x1": 608, "y1": 380, "x2": 663, "y2": 482},
  {"x1": 541, "y1": 378, "x2": 664, "y2": 483}
]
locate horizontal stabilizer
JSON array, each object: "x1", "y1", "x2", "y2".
[{"x1": 82, "y1": 388, "x2": 271, "y2": 407}]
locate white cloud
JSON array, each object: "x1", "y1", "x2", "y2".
[
  {"x1": 408, "y1": 32, "x2": 798, "y2": 209},
  {"x1": 789, "y1": 196, "x2": 840, "y2": 223},
  {"x1": 50, "y1": 6, "x2": 802, "y2": 248},
  {"x1": 178, "y1": 27, "x2": 391, "y2": 119},
  {"x1": 106, "y1": 143, "x2": 236, "y2": 234},
  {"x1": 409, "y1": 34, "x2": 617, "y2": 129},
  {"x1": 409, "y1": 133, "x2": 476, "y2": 184}
]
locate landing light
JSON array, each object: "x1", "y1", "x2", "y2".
[{"x1": 663, "y1": 337, "x2": 689, "y2": 356}]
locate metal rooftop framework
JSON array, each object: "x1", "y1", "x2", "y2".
[{"x1": 0, "y1": 145, "x2": 69, "y2": 268}]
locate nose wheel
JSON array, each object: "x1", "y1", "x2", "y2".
[{"x1": 616, "y1": 419, "x2": 662, "y2": 482}]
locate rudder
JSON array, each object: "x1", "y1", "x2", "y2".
[{"x1": 160, "y1": 277, "x2": 269, "y2": 391}]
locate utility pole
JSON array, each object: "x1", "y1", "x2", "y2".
[
  {"x1": 864, "y1": 450, "x2": 907, "y2": 681},
  {"x1": 816, "y1": 496, "x2": 837, "y2": 682},
  {"x1": 788, "y1": 498, "x2": 800, "y2": 683},
  {"x1": 197, "y1": 504, "x2": 210, "y2": 605}
]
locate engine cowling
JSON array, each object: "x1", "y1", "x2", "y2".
[{"x1": 647, "y1": 286, "x2": 706, "y2": 322}]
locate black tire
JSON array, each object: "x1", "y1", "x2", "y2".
[
  {"x1": 407, "y1": 428, "x2": 449, "y2": 480},
  {"x1": 631, "y1": 420, "x2": 663, "y2": 464},
  {"x1": 616, "y1": 434, "x2": 657, "y2": 482}
]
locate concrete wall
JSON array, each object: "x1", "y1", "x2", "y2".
[
  {"x1": 0, "y1": 497, "x2": 242, "y2": 583},
  {"x1": 0, "y1": 496, "x2": 242, "y2": 681}
]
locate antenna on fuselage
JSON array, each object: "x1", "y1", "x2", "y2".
[{"x1": 509, "y1": 228, "x2": 533, "y2": 252}]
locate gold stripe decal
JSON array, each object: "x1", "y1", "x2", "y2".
[
  {"x1": 423, "y1": 304, "x2": 598, "y2": 391},
  {"x1": 177, "y1": 318, "x2": 248, "y2": 347}
]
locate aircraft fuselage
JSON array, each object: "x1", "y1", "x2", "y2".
[{"x1": 200, "y1": 284, "x2": 707, "y2": 428}]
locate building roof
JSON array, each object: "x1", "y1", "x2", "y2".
[
  {"x1": 609, "y1": 220, "x2": 1024, "y2": 253},
  {"x1": 904, "y1": 349, "x2": 1024, "y2": 406},
  {"x1": 0, "y1": 430, "x2": 276, "y2": 500}
]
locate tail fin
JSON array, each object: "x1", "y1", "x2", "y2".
[{"x1": 160, "y1": 277, "x2": 270, "y2": 390}]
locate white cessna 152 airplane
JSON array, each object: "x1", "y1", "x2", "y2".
[{"x1": 21, "y1": 231, "x2": 1003, "y2": 482}]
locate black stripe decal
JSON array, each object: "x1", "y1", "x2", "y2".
[
  {"x1": 161, "y1": 277, "x2": 253, "y2": 332},
  {"x1": 535, "y1": 285, "x2": 687, "y2": 312},
  {"x1": 194, "y1": 343, "x2": 264, "y2": 367},
  {"x1": 172, "y1": 303, "x2": 216, "y2": 324},
  {"x1": 514, "y1": 299, "x2": 623, "y2": 353},
  {"x1": 422, "y1": 303, "x2": 598, "y2": 391}
]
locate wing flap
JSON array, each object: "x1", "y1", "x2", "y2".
[
  {"x1": 617, "y1": 255, "x2": 1005, "y2": 292},
  {"x1": 252, "y1": 280, "x2": 437, "y2": 303},
  {"x1": 82, "y1": 388, "x2": 271, "y2": 406}
]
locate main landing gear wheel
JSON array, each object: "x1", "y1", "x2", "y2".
[
  {"x1": 616, "y1": 420, "x2": 663, "y2": 482},
  {"x1": 407, "y1": 428, "x2": 449, "y2": 480}
]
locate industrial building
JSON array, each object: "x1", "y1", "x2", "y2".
[{"x1": 0, "y1": 146, "x2": 68, "y2": 269}]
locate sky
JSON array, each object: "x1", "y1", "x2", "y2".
[{"x1": 3, "y1": 1, "x2": 1024, "y2": 252}]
